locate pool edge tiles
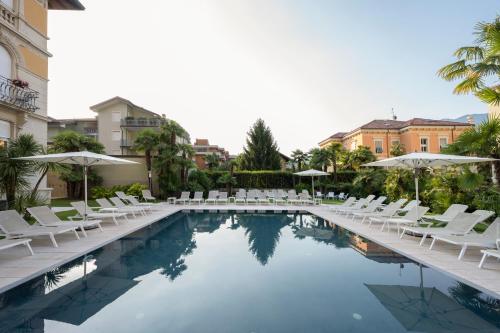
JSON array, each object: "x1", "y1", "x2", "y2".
[{"x1": 0, "y1": 204, "x2": 499, "y2": 299}]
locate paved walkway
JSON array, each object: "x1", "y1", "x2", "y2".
[{"x1": 0, "y1": 204, "x2": 499, "y2": 298}]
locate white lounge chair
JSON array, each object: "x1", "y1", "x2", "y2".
[
  {"x1": 71, "y1": 201, "x2": 128, "y2": 225},
  {"x1": 205, "y1": 190, "x2": 218, "y2": 204},
  {"x1": 273, "y1": 191, "x2": 287, "y2": 205},
  {"x1": 98, "y1": 197, "x2": 144, "y2": 217},
  {"x1": 400, "y1": 212, "x2": 480, "y2": 246},
  {"x1": 190, "y1": 192, "x2": 204, "y2": 205},
  {"x1": 115, "y1": 191, "x2": 136, "y2": 203},
  {"x1": 316, "y1": 191, "x2": 324, "y2": 199},
  {"x1": 330, "y1": 196, "x2": 356, "y2": 212},
  {"x1": 430, "y1": 218, "x2": 500, "y2": 260},
  {"x1": 479, "y1": 237, "x2": 500, "y2": 269},
  {"x1": 287, "y1": 192, "x2": 302, "y2": 205},
  {"x1": 257, "y1": 191, "x2": 270, "y2": 205},
  {"x1": 398, "y1": 199, "x2": 419, "y2": 213},
  {"x1": 246, "y1": 190, "x2": 258, "y2": 205},
  {"x1": 299, "y1": 193, "x2": 314, "y2": 205},
  {"x1": 0, "y1": 210, "x2": 79, "y2": 248},
  {"x1": 234, "y1": 192, "x2": 247, "y2": 205},
  {"x1": 326, "y1": 192, "x2": 335, "y2": 200},
  {"x1": 142, "y1": 189, "x2": 156, "y2": 202},
  {"x1": 335, "y1": 198, "x2": 369, "y2": 214},
  {"x1": 27, "y1": 206, "x2": 103, "y2": 238},
  {"x1": 348, "y1": 200, "x2": 385, "y2": 219},
  {"x1": 126, "y1": 196, "x2": 159, "y2": 212},
  {"x1": 109, "y1": 197, "x2": 148, "y2": 216},
  {"x1": 375, "y1": 206, "x2": 430, "y2": 233},
  {"x1": 422, "y1": 204, "x2": 468, "y2": 223},
  {"x1": 359, "y1": 202, "x2": 402, "y2": 225},
  {"x1": 0, "y1": 238, "x2": 33, "y2": 256},
  {"x1": 175, "y1": 192, "x2": 191, "y2": 205},
  {"x1": 217, "y1": 192, "x2": 229, "y2": 204}
]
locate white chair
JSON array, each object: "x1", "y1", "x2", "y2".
[
  {"x1": 357, "y1": 202, "x2": 401, "y2": 224},
  {"x1": 257, "y1": 191, "x2": 270, "y2": 205},
  {"x1": 400, "y1": 212, "x2": 481, "y2": 246},
  {"x1": 479, "y1": 237, "x2": 500, "y2": 269},
  {"x1": 376, "y1": 206, "x2": 430, "y2": 234},
  {"x1": 422, "y1": 204, "x2": 468, "y2": 223},
  {"x1": 205, "y1": 190, "x2": 218, "y2": 204},
  {"x1": 175, "y1": 192, "x2": 191, "y2": 205},
  {"x1": 0, "y1": 210, "x2": 79, "y2": 248},
  {"x1": 217, "y1": 192, "x2": 229, "y2": 204},
  {"x1": 0, "y1": 238, "x2": 33, "y2": 256},
  {"x1": 326, "y1": 192, "x2": 335, "y2": 200},
  {"x1": 235, "y1": 191, "x2": 247, "y2": 205},
  {"x1": 71, "y1": 201, "x2": 128, "y2": 225},
  {"x1": 330, "y1": 196, "x2": 356, "y2": 212},
  {"x1": 431, "y1": 217, "x2": 500, "y2": 260},
  {"x1": 142, "y1": 189, "x2": 156, "y2": 202},
  {"x1": 191, "y1": 192, "x2": 204, "y2": 205},
  {"x1": 101, "y1": 197, "x2": 145, "y2": 217},
  {"x1": 27, "y1": 206, "x2": 103, "y2": 238}
]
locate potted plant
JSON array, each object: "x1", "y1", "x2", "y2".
[{"x1": 12, "y1": 79, "x2": 29, "y2": 88}]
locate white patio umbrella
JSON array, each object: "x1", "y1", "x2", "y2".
[
  {"x1": 294, "y1": 169, "x2": 329, "y2": 201},
  {"x1": 15, "y1": 151, "x2": 139, "y2": 218},
  {"x1": 363, "y1": 152, "x2": 496, "y2": 222}
]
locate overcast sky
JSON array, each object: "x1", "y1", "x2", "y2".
[{"x1": 48, "y1": 0, "x2": 498, "y2": 155}]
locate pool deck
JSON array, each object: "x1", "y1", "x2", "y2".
[{"x1": 0, "y1": 204, "x2": 499, "y2": 298}]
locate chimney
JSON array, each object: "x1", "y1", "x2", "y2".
[
  {"x1": 466, "y1": 115, "x2": 474, "y2": 124},
  {"x1": 391, "y1": 108, "x2": 397, "y2": 120}
]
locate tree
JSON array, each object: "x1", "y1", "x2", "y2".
[
  {"x1": 241, "y1": 119, "x2": 281, "y2": 170},
  {"x1": 133, "y1": 129, "x2": 159, "y2": 192},
  {"x1": 291, "y1": 149, "x2": 309, "y2": 171},
  {"x1": 325, "y1": 142, "x2": 344, "y2": 181},
  {"x1": 0, "y1": 134, "x2": 41, "y2": 208},
  {"x1": 205, "y1": 153, "x2": 220, "y2": 170},
  {"x1": 178, "y1": 143, "x2": 195, "y2": 188},
  {"x1": 51, "y1": 131, "x2": 105, "y2": 199},
  {"x1": 444, "y1": 118, "x2": 500, "y2": 184},
  {"x1": 309, "y1": 148, "x2": 329, "y2": 172},
  {"x1": 438, "y1": 16, "x2": 500, "y2": 105},
  {"x1": 390, "y1": 142, "x2": 406, "y2": 157},
  {"x1": 341, "y1": 146, "x2": 376, "y2": 170},
  {"x1": 154, "y1": 120, "x2": 191, "y2": 196}
]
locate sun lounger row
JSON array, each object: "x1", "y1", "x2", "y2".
[
  {"x1": 171, "y1": 189, "x2": 319, "y2": 205},
  {"x1": 0, "y1": 193, "x2": 160, "y2": 258},
  {"x1": 331, "y1": 195, "x2": 499, "y2": 268}
]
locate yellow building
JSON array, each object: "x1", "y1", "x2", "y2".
[
  {"x1": 319, "y1": 118, "x2": 472, "y2": 159},
  {"x1": 0, "y1": 0, "x2": 84, "y2": 193}
]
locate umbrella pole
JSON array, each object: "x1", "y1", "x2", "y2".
[
  {"x1": 312, "y1": 176, "x2": 315, "y2": 202},
  {"x1": 84, "y1": 165, "x2": 88, "y2": 220},
  {"x1": 415, "y1": 169, "x2": 419, "y2": 225}
]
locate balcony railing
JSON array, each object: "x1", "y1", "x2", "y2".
[
  {"x1": 0, "y1": 2, "x2": 16, "y2": 27},
  {"x1": 120, "y1": 118, "x2": 165, "y2": 127},
  {"x1": 0, "y1": 76, "x2": 39, "y2": 112}
]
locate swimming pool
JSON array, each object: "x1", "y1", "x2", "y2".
[{"x1": 0, "y1": 212, "x2": 499, "y2": 332}]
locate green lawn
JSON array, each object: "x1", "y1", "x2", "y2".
[{"x1": 51, "y1": 198, "x2": 100, "y2": 221}]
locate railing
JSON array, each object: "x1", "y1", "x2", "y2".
[
  {"x1": 0, "y1": 2, "x2": 16, "y2": 27},
  {"x1": 120, "y1": 118, "x2": 165, "y2": 127},
  {"x1": 0, "y1": 76, "x2": 39, "y2": 112}
]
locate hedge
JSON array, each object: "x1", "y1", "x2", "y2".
[{"x1": 202, "y1": 170, "x2": 358, "y2": 189}]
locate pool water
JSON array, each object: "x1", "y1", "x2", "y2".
[{"x1": 1, "y1": 212, "x2": 499, "y2": 333}]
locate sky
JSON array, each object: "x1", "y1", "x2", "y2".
[{"x1": 47, "y1": 0, "x2": 499, "y2": 156}]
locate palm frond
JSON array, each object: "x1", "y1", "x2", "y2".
[
  {"x1": 453, "y1": 46, "x2": 484, "y2": 61},
  {"x1": 475, "y1": 86, "x2": 500, "y2": 105},
  {"x1": 452, "y1": 73, "x2": 483, "y2": 95},
  {"x1": 437, "y1": 60, "x2": 468, "y2": 81}
]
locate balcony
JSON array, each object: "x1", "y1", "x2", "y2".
[
  {"x1": 0, "y1": 76, "x2": 39, "y2": 112},
  {"x1": 120, "y1": 117, "x2": 165, "y2": 128}
]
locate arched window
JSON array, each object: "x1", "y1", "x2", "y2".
[{"x1": 0, "y1": 44, "x2": 12, "y2": 79}]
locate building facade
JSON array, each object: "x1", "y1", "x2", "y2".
[
  {"x1": 0, "y1": 0, "x2": 83, "y2": 197},
  {"x1": 192, "y1": 138, "x2": 230, "y2": 169},
  {"x1": 90, "y1": 96, "x2": 166, "y2": 155},
  {"x1": 47, "y1": 116, "x2": 97, "y2": 144},
  {"x1": 319, "y1": 118, "x2": 472, "y2": 158}
]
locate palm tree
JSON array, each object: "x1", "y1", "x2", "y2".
[
  {"x1": 205, "y1": 153, "x2": 220, "y2": 170},
  {"x1": 0, "y1": 134, "x2": 42, "y2": 208},
  {"x1": 444, "y1": 118, "x2": 500, "y2": 184},
  {"x1": 325, "y1": 142, "x2": 344, "y2": 181},
  {"x1": 178, "y1": 143, "x2": 195, "y2": 188},
  {"x1": 133, "y1": 129, "x2": 159, "y2": 192},
  {"x1": 438, "y1": 16, "x2": 500, "y2": 105},
  {"x1": 291, "y1": 149, "x2": 309, "y2": 171},
  {"x1": 308, "y1": 148, "x2": 329, "y2": 172},
  {"x1": 32, "y1": 147, "x2": 67, "y2": 195}
]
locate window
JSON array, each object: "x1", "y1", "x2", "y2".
[
  {"x1": 112, "y1": 130, "x2": 121, "y2": 141},
  {"x1": 374, "y1": 139, "x2": 383, "y2": 154},
  {"x1": 0, "y1": 120, "x2": 9, "y2": 148},
  {"x1": 351, "y1": 140, "x2": 357, "y2": 151},
  {"x1": 0, "y1": 44, "x2": 12, "y2": 79},
  {"x1": 420, "y1": 137, "x2": 428, "y2": 152},
  {"x1": 111, "y1": 112, "x2": 121, "y2": 122},
  {"x1": 439, "y1": 137, "x2": 448, "y2": 150}
]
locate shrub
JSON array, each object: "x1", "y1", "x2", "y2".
[
  {"x1": 294, "y1": 182, "x2": 311, "y2": 194},
  {"x1": 188, "y1": 170, "x2": 213, "y2": 193},
  {"x1": 126, "y1": 183, "x2": 148, "y2": 198}
]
